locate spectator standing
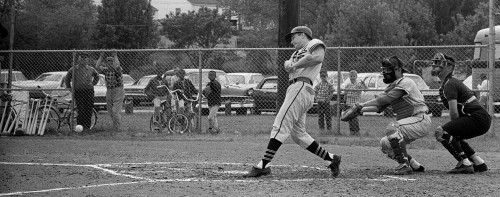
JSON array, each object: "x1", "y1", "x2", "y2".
[
  {"x1": 341, "y1": 70, "x2": 367, "y2": 136},
  {"x1": 314, "y1": 71, "x2": 334, "y2": 133},
  {"x1": 172, "y1": 69, "x2": 198, "y2": 132},
  {"x1": 477, "y1": 74, "x2": 488, "y2": 109},
  {"x1": 203, "y1": 71, "x2": 222, "y2": 134},
  {"x1": 96, "y1": 51, "x2": 125, "y2": 131},
  {"x1": 65, "y1": 52, "x2": 99, "y2": 132},
  {"x1": 144, "y1": 71, "x2": 170, "y2": 131}
]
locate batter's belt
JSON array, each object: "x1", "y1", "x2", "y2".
[{"x1": 289, "y1": 77, "x2": 313, "y2": 86}]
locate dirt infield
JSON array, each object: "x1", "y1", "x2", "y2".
[{"x1": 1, "y1": 135, "x2": 499, "y2": 196}]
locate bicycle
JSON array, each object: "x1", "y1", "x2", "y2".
[
  {"x1": 35, "y1": 91, "x2": 98, "y2": 132},
  {"x1": 149, "y1": 85, "x2": 200, "y2": 134}
]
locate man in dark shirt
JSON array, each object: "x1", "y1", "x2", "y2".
[
  {"x1": 432, "y1": 53, "x2": 490, "y2": 174},
  {"x1": 203, "y1": 71, "x2": 221, "y2": 134},
  {"x1": 65, "y1": 52, "x2": 99, "y2": 132}
]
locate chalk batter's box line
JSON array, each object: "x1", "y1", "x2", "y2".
[{"x1": 0, "y1": 161, "x2": 416, "y2": 196}]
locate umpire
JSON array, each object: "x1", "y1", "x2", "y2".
[{"x1": 431, "y1": 53, "x2": 490, "y2": 174}]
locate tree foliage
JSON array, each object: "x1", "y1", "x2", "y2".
[
  {"x1": 0, "y1": 0, "x2": 96, "y2": 50},
  {"x1": 94, "y1": 0, "x2": 158, "y2": 49},
  {"x1": 161, "y1": 7, "x2": 233, "y2": 49}
]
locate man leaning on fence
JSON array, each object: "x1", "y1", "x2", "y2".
[
  {"x1": 314, "y1": 70, "x2": 334, "y2": 133},
  {"x1": 341, "y1": 70, "x2": 367, "y2": 136},
  {"x1": 65, "y1": 52, "x2": 99, "y2": 132},
  {"x1": 96, "y1": 50, "x2": 125, "y2": 132}
]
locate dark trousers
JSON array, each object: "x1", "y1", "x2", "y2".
[
  {"x1": 74, "y1": 88, "x2": 94, "y2": 130},
  {"x1": 317, "y1": 102, "x2": 332, "y2": 130},
  {"x1": 345, "y1": 105, "x2": 360, "y2": 134}
]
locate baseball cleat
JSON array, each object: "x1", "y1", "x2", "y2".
[
  {"x1": 242, "y1": 166, "x2": 271, "y2": 178},
  {"x1": 394, "y1": 164, "x2": 413, "y2": 175},
  {"x1": 411, "y1": 165, "x2": 425, "y2": 172},
  {"x1": 473, "y1": 163, "x2": 488, "y2": 172},
  {"x1": 448, "y1": 163, "x2": 474, "y2": 174},
  {"x1": 328, "y1": 155, "x2": 341, "y2": 177}
]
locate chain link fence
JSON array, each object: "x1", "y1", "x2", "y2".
[{"x1": 0, "y1": 45, "x2": 497, "y2": 136}]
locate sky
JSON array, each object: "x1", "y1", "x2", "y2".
[{"x1": 93, "y1": 0, "x2": 191, "y2": 19}]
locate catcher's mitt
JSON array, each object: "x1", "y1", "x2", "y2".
[{"x1": 341, "y1": 103, "x2": 363, "y2": 121}]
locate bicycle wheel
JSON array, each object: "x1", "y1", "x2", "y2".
[
  {"x1": 68, "y1": 108, "x2": 98, "y2": 131},
  {"x1": 37, "y1": 106, "x2": 60, "y2": 134},
  {"x1": 168, "y1": 114, "x2": 189, "y2": 134}
]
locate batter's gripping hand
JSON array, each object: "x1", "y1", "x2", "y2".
[
  {"x1": 341, "y1": 103, "x2": 363, "y2": 121},
  {"x1": 284, "y1": 60, "x2": 294, "y2": 73}
]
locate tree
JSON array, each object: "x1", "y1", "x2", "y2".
[
  {"x1": 441, "y1": 2, "x2": 496, "y2": 45},
  {"x1": 1, "y1": 0, "x2": 96, "y2": 50},
  {"x1": 329, "y1": 0, "x2": 409, "y2": 46},
  {"x1": 422, "y1": 0, "x2": 488, "y2": 34},
  {"x1": 161, "y1": 7, "x2": 233, "y2": 68},
  {"x1": 94, "y1": 0, "x2": 158, "y2": 49}
]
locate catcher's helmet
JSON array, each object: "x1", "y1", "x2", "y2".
[
  {"x1": 381, "y1": 56, "x2": 408, "y2": 73},
  {"x1": 431, "y1": 53, "x2": 455, "y2": 66}
]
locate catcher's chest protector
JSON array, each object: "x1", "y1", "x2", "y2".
[{"x1": 386, "y1": 78, "x2": 428, "y2": 120}]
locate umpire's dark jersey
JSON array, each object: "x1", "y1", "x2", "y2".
[{"x1": 439, "y1": 74, "x2": 491, "y2": 139}]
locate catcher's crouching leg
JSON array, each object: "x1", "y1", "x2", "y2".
[{"x1": 384, "y1": 122, "x2": 412, "y2": 174}]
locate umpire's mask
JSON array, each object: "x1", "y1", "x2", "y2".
[
  {"x1": 381, "y1": 56, "x2": 406, "y2": 84},
  {"x1": 430, "y1": 53, "x2": 453, "y2": 77}
]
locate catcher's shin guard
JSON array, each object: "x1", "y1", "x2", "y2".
[
  {"x1": 389, "y1": 138, "x2": 407, "y2": 164},
  {"x1": 439, "y1": 138, "x2": 461, "y2": 161}
]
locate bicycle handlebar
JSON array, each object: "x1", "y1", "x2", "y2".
[{"x1": 156, "y1": 85, "x2": 200, "y2": 102}]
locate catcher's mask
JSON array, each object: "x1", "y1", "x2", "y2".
[
  {"x1": 430, "y1": 53, "x2": 455, "y2": 77},
  {"x1": 381, "y1": 56, "x2": 406, "y2": 84}
]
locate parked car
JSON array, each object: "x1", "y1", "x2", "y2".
[
  {"x1": 226, "y1": 73, "x2": 264, "y2": 96},
  {"x1": 357, "y1": 72, "x2": 443, "y2": 117},
  {"x1": 163, "y1": 69, "x2": 252, "y2": 115},
  {"x1": 12, "y1": 71, "x2": 107, "y2": 110},
  {"x1": 122, "y1": 74, "x2": 135, "y2": 86},
  {"x1": 1, "y1": 69, "x2": 28, "y2": 83},
  {"x1": 124, "y1": 74, "x2": 156, "y2": 105}
]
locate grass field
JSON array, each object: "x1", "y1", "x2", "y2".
[{"x1": 55, "y1": 109, "x2": 500, "y2": 153}]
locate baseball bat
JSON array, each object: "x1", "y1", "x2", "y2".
[
  {"x1": 23, "y1": 99, "x2": 30, "y2": 133},
  {"x1": 39, "y1": 98, "x2": 54, "y2": 136},
  {"x1": 2, "y1": 103, "x2": 14, "y2": 133},
  {"x1": 38, "y1": 97, "x2": 49, "y2": 135},
  {"x1": 13, "y1": 103, "x2": 25, "y2": 132},
  {"x1": 32, "y1": 99, "x2": 41, "y2": 135},
  {"x1": 7, "y1": 103, "x2": 24, "y2": 134},
  {"x1": 27, "y1": 99, "x2": 36, "y2": 135},
  {"x1": 0, "y1": 100, "x2": 7, "y2": 133}
]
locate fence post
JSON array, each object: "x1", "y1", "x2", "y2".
[
  {"x1": 488, "y1": 0, "x2": 496, "y2": 136},
  {"x1": 197, "y1": 50, "x2": 202, "y2": 132},
  {"x1": 335, "y1": 47, "x2": 342, "y2": 135}
]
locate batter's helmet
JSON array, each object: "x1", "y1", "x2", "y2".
[{"x1": 285, "y1": 26, "x2": 313, "y2": 42}]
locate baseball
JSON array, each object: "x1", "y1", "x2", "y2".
[{"x1": 75, "y1": 125, "x2": 83, "y2": 132}]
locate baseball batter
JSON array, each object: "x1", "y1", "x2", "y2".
[
  {"x1": 343, "y1": 56, "x2": 431, "y2": 175},
  {"x1": 431, "y1": 53, "x2": 489, "y2": 174},
  {"x1": 243, "y1": 26, "x2": 341, "y2": 178}
]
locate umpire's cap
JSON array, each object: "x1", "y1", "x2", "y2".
[
  {"x1": 381, "y1": 56, "x2": 408, "y2": 73},
  {"x1": 431, "y1": 53, "x2": 455, "y2": 66},
  {"x1": 285, "y1": 26, "x2": 313, "y2": 42}
]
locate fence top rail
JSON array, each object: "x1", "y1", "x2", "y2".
[{"x1": 0, "y1": 45, "x2": 484, "y2": 53}]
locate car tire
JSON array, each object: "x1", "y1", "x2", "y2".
[
  {"x1": 236, "y1": 108, "x2": 247, "y2": 115},
  {"x1": 252, "y1": 108, "x2": 261, "y2": 115}
]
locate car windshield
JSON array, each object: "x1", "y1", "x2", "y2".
[
  {"x1": 123, "y1": 75, "x2": 135, "y2": 85},
  {"x1": 261, "y1": 79, "x2": 277, "y2": 89},
  {"x1": 14, "y1": 73, "x2": 27, "y2": 81},
  {"x1": 138, "y1": 76, "x2": 154, "y2": 86},
  {"x1": 227, "y1": 75, "x2": 245, "y2": 85},
  {"x1": 189, "y1": 72, "x2": 228, "y2": 87},
  {"x1": 328, "y1": 72, "x2": 350, "y2": 87},
  {"x1": 250, "y1": 75, "x2": 264, "y2": 84},
  {"x1": 35, "y1": 73, "x2": 63, "y2": 82}
]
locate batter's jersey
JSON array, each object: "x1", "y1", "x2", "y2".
[
  {"x1": 289, "y1": 39, "x2": 326, "y2": 81},
  {"x1": 383, "y1": 77, "x2": 428, "y2": 120}
]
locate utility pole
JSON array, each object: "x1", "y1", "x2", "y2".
[{"x1": 277, "y1": 0, "x2": 300, "y2": 110}]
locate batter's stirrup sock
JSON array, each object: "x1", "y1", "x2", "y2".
[
  {"x1": 439, "y1": 134, "x2": 461, "y2": 161},
  {"x1": 459, "y1": 140, "x2": 475, "y2": 158},
  {"x1": 260, "y1": 138, "x2": 282, "y2": 169},
  {"x1": 389, "y1": 138, "x2": 407, "y2": 164},
  {"x1": 306, "y1": 141, "x2": 333, "y2": 161}
]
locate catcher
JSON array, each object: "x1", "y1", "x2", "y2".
[{"x1": 341, "y1": 56, "x2": 431, "y2": 175}]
